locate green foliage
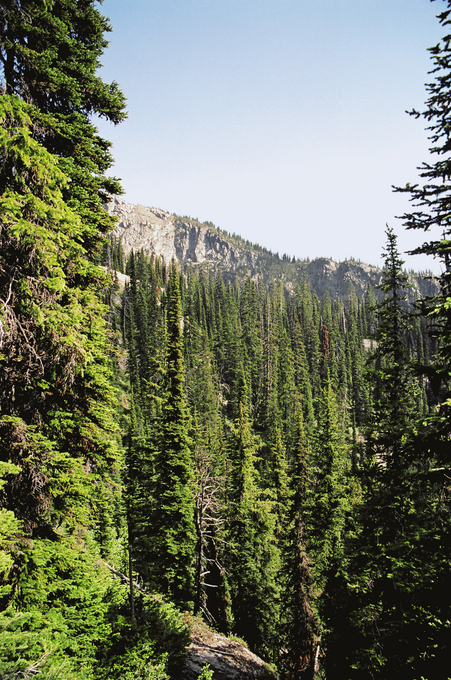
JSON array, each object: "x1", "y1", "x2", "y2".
[
  {"x1": 97, "y1": 588, "x2": 190, "y2": 680},
  {"x1": 0, "y1": 93, "x2": 122, "y2": 536},
  {"x1": 324, "y1": 226, "x2": 450, "y2": 677},
  {"x1": 0, "y1": 461, "x2": 21, "y2": 582},
  {"x1": 0, "y1": 0, "x2": 126, "y2": 253},
  {"x1": 366, "y1": 226, "x2": 415, "y2": 466},
  {"x1": 0, "y1": 2, "x2": 129, "y2": 677},
  {"x1": 0, "y1": 548, "x2": 109, "y2": 680},
  {"x1": 394, "y1": 3, "x2": 451, "y2": 414},
  {"x1": 197, "y1": 663, "x2": 214, "y2": 679},
  {"x1": 1, "y1": 9, "x2": 440, "y2": 669},
  {"x1": 121, "y1": 246, "x2": 434, "y2": 673},
  {"x1": 0, "y1": 577, "x2": 191, "y2": 680},
  {"x1": 0, "y1": 609, "x2": 86, "y2": 680},
  {"x1": 226, "y1": 399, "x2": 282, "y2": 662},
  {"x1": 151, "y1": 261, "x2": 196, "y2": 607},
  {"x1": 124, "y1": 258, "x2": 196, "y2": 609},
  {"x1": 309, "y1": 376, "x2": 351, "y2": 584},
  {"x1": 14, "y1": 532, "x2": 112, "y2": 654}
]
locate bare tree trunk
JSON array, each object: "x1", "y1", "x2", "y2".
[
  {"x1": 128, "y1": 539, "x2": 135, "y2": 620},
  {"x1": 127, "y1": 509, "x2": 135, "y2": 620}
]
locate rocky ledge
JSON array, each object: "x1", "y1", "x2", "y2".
[{"x1": 175, "y1": 617, "x2": 279, "y2": 680}]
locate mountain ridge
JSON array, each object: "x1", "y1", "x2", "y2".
[{"x1": 106, "y1": 196, "x2": 437, "y2": 302}]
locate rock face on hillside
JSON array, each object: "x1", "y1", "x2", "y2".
[
  {"x1": 106, "y1": 196, "x2": 438, "y2": 302},
  {"x1": 106, "y1": 196, "x2": 260, "y2": 269}
]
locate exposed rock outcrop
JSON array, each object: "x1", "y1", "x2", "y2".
[
  {"x1": 106, "y1": 196, "x2": 259, "y2": 270},
  {"x1": 106, "y1": 196, "x2": 438, "y2": 302},
  {"x1": 174, "y1": 617, "x2": 279, "y2": 680}
]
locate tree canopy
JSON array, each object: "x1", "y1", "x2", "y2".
[{"x1": 1, "y1": 1, "x2": 451, "y2": 679}]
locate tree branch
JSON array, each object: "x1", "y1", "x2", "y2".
[{"x1": 104, "y1": 561, "x2": 148, "y2": 595}]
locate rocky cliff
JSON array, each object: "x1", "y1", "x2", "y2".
[
  {"x1": 106, "y1": 196, "x2": 262, "y2": 270},
  {"x1": 106, "y1": 196, "x2": 437, "y2": 302}
]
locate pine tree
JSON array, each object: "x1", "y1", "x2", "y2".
[
  {"x1": 394, "y1": 0, "x2": 451, "y2": 435},
  {"x1": 0, "y1": 95, "x2": 121, "y2": 541},
  {"x1": 0, "y1": 0, "x2": 127, "y2": 537},
  {"x1": 227, "y1": 403, "x2": 281, "y2": 661},
  {"x1": 309, "y1": 375, "x2": 350, "y2": 590},
  {"x1": 280, "y1": 403, "x2": 320, "y2": 680},
  {"x1": 329, "y1": 228, "x2": 446, "y2": 679},
  {"x1": 240, "y1": 275, "x2": 263, "y2": 415},
  {"x1": 290, "y1": 313, "x2": 314, "y2": 427},
  {"x1": 345, "y1": 286, "x2": 369, "y2": 428},
  {"x1": 0, "y1": 3, "x2": 129, "y2": 675},
  {"x1": 225, "y1": 369, "x2": 281, "y2": 661},
  {"x1": 0, "y1": 0, "x2": 126, "y2": 251},
  {"x1": 145, "y1": 260, "x2": 196, "y2": 608},
  {"x1": 367, "y1": 226, "x2": 414, "y2": 469},
  {"x1": 384, "y1": 5, "x2": 451, "y2": 672}
]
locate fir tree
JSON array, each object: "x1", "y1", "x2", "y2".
[
  {"x1": 367, "y1": 226, "x2": 414, "y2": 469},
  {"x1": 0, "y1": 0, "x2": 126, "y2": 251},
  {"x1": 309, "y1": 374, "x2": 350, "y2": 589},
  {"x1": 225, "y1": 368, "x2": 281, "y2": 661},
  {"x1": 330, "y1": 228, "x2": 444, "y2": 679},
  {"x1": 0, "y1": 3, "x2": 130, "y2": 675},
  {"x1": 394, "y1": 0, "x2": 451, "y2": 434},
  {"x1": 280, "y1": 403, "x2": 320, "y2": 680},
  {"x1": 386, "y1": 4, "x2": 451, "y2": 672},
  {"x1": 146, "y1": 260, "x2": 196, "y2": 608},
  {"x1": 0, "y1": 95, "x2": 122, "y2": 541},
  {"x1": 227, "y1": 400, "x2": 281, "y2": 661}
]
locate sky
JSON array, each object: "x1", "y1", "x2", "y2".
[{"x1": 95, "y1": 0, "x2": 447, "y2": 273}]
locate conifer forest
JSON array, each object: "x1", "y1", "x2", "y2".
[{"x1": 1, "y1": 1, "x2": 451, "y2": 679}]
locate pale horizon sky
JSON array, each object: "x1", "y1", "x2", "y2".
[{"x1": 96, "y1": 0, "x2": 447, "y2": 274}]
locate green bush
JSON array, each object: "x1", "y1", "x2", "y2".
[{"x1": 95, "y1": 588, "x2": 190, "y2": 680}]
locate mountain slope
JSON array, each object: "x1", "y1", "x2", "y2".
[{"x1": 107, "y1": 196, "x2": 437, "y2": 302}]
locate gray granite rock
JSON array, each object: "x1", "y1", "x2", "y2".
[
  {"x1": 106, "y1": 196, "x2": 438, "y2": 304},
  {"x1": 173, "y1": 619, "x2": 279, "y2": 680}
]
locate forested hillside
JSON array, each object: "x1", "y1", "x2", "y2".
[
  {"x1": 102, "y1": 227, "x2": 438, "y2": 678},
  {"x1": 1, "y1": 1, "x2": 451, "y2": 680}
]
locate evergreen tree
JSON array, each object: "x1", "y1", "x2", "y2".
[
  {"x1": 240, "y1": 275, "x2": 263, "y2": 415},
  {"x1": 345, "y1": 286, "x2": 369, "y2": 428},
  {"x1": 309, "y1": 375, "x2": 350, "y2": 590},
  {"x1": 366, "y1": 226, "x2": 414, "y2": 468},
  {"x1": 145, "y1": 260, "x2": 196, "y2": 608},
  {"x1": 280, "y1": 403, "x2": 320, "y2": 680},
  {"x1": 0, "y1": 95, "x2": 122, "y2": 543},
  {"x1": 227, "y1": 400, "x2": 281, "y2": 661},
  {"x1": 385, "y1": 4, "x2": 451, "y2": 672},
  {"x1": 225, "y1": 368, "x2": 281, "y2": 661},
  {"x1": 0, "y1": 0, "x2": 127, "y2": 539},
  {"x1": 0, "y1": 0, "x2": 126, "y2": 251},
  {"x1": 290, "y1": 313, "x2": 314, "y2": 427},
  {"x1": 0, "y1": 3, "x2": 132, "y2": 675},
  {"x1": 329, "y1": 228, "x2": 445, "y2": 679},
  {"x1": 395, "y1": 0, "x2": 451, "y2": 431}
]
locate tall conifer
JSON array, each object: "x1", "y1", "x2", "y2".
[
  {"x1": 281, "y1": 403, "x2": 320, "y2": 679},
  {"x1": 0, "y1": 2, "x2": 128, "y2": 675},
  {"x1": 147, "y1": 260, "x2": 196, "y2": 608}
]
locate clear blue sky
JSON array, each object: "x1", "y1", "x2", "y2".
[{"x1": 96, "y1": 0, "x2": 446, "y2": 273}]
